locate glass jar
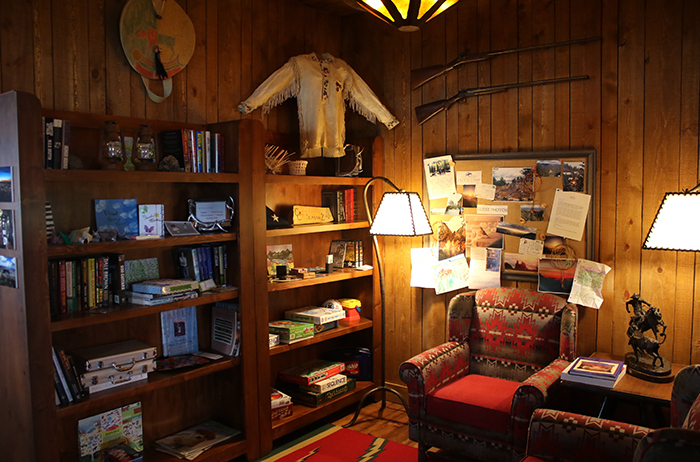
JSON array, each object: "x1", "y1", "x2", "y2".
[
  {"x1": 133, "y1": 124, "x2": 157, "y2": 171},
  {"x1": 98, "y1": 120, "x2": 125, "y2": 170}
]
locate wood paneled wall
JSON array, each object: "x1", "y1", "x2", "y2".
[{"x1": 1, "y1": 0, "x2": 698, "y2": 399}]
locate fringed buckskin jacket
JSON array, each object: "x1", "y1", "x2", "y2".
[{"x1": 238, "y1": 52, "x2": 399, "y2": 158}]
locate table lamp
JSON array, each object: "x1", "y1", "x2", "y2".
[{"x1": 344, "y1": 176, "x2": 431, "y2": 427}]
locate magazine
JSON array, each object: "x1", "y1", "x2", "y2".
[{"x1": 153, "y1": 420, "x2": 240, "y2": 460}]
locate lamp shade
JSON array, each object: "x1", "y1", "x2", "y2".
[
  {"x1": 352, "y1": 0, "x2": 461, "y2": 32},
  {"x1": 643, "y1": 191, "x2": 700, "y2": 251},
  {"x1": 369, "y1": 191, "x2": 432, "y2": 236}
]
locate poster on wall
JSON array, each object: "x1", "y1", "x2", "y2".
[
  {"x1": 0, "y1": 255, "x2": 18, "y2": 288},
  {"x1": 0, "y1": 166, "x2": 13, "y2": 202}
]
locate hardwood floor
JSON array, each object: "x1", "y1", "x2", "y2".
[{"x1": 331, "y1": 400, "x2": 417, "y2": 448}]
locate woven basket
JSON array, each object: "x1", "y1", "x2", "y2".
[{"x1": 288, "y1": 160, "x2": 308, "y2": 176}]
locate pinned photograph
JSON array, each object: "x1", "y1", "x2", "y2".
[
  {"x1": 0, "y1": 209, "x2": 15, "y2": 250},
  {"x1": 423, "y1": 155, "x2": 456, "y2": 199},
  {"x1": 536, "y1": 160, "x2": 561, "y2": 178},
  {"x1": 563, "y1": 161, "x2": 585, "y2": 192},
  {"x1": 462, "y1": 185, "x2": 477, "y2": 208},
  {"x1": 503, "y1": 253, "x2": 539, "y2": 275},
  {"x1": 543, "y1": 235, "x2": 567, "y2": 255},
  {"x1": 496, "y1": 221, "x2": 537, "y2": 240},
  {"x1": 492, "y1": 167, "x2": 533, "y2": 202},
  {"x1": 445, "y1": 192, "x2": 462, "y2": 216},
  {"x1": 538, "y1": 257, "x2": 577, "y2": 295},
  {"x1": 435, "y1": 221, "x2": 466, "y2": 261},
  {"x1": 520, "y1": 204, "x2": 545, "y2": 221},
  {"x1": 464, "y1": 215, "x2": 503, "y2": 249},
  {"x1": 0, "y1": 255, "x2": 18, "y2": 288},
  {"x1": 0, "y1": 166, "x2": 12, "y2": 202}
]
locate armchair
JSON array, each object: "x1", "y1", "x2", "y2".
[
  {"x1": 523, "y1": 365, "x2": 700, "y2": 462},
  {"x1": 399, "y1": 287, "x2": 578, "y2": 462}
]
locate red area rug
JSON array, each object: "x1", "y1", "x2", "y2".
[{"x1": 260, "y1": 425, "x2": 417, "y2": 461}]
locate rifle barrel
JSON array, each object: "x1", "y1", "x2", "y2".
[{"x1": 411, "y1": 36, "x2": 600, "y2": 90}]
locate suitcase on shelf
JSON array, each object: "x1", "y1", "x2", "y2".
[
  {"x1": 71, "y1": 339, "x2": 158, "y2": 373},
  {"x1": 79, "y1": 358, "x2": 156, "y2": 391}
]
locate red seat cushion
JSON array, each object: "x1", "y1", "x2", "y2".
[{"x1": 426, "y1": 374, "x2": 520, "y2": 434}]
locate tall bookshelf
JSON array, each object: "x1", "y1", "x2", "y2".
[
  {"x1": 0, "y1": 91, "x2": 262, "y2": 461},
  {"x1": 251, "y1": 132, "x2": 382, "y2": 454}
]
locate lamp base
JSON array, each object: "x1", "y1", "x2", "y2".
[{"x1": 624, "y1": 352, "x2": 674, "y2": 383}]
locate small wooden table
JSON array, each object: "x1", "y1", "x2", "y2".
[{"x1": 561, "y1": 352, "x2": 687, "y2": 427}]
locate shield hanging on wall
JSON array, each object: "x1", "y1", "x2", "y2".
[{"x1": 120, "y1": 0, "x2": 195, "y2": 103}]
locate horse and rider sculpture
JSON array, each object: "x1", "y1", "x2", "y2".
[{"x1": 625, "y1": 293, "x2": 667, "y2": 368}]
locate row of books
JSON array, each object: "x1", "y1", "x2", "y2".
[
  {"x1": 43, "y1": 117, "x2": 71, "y2": 169},
  {"x1": 52, "y1": 346, "x2": 86, "y2": 406},
  {"x1": 48, "y1": 254, "x2": 126, "y2": 317},
  {"x1": 329, "y1": 239, "x2": 364, "y2": 269},
  {"x1": 322, "y1": 188, "x2": 357, "y2": 223},
  {"x1": 160, "y1": 128, "x2": 225, "y2": 173},
  {"x1": 269, "y1": 306, "x2": 348, "y2": 344},
  {"x1": 173, "y1": 243, "x2": 229, "y2": 288},
  {"x1": 278, "y1": 359, "x2": 356, "y2": 407}
]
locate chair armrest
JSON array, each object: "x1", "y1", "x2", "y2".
[
  {"x1": 399, "y1": 341, "x2": 470, "y2": 417},
  {"x1": 671, "y1": 365, "x2": 700, "y2": 427},
  {"x1": 634, "y1": 427, "x2": 700, "y2": 462},
  {"x1": 526, "y1": 409, "x2": 651, "y2": 462},
  {"x1": 510, "y1": 359, "x2": 571, "y2": 449}
]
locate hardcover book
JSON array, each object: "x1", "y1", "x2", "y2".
[
  {"x1": 278, "y1": 359, "x2": 346, "y2": 386},
  {"x1": 268, "y1": 320, "x2": 314, "y2": 344},
  {"x1": 130, "y1": 278, "x2": 199, "y2": 295},
  {"x1": 284, "y1": 306, "x2": 347, "y2": 324},
  {"x1": 568, "y1": 356, "x2": 624, "y2": 379},
  {"x1": 160, "y1": 306, "x2": 199, "y2": 357},
  {"x1": 561, "y1": 357, "x2": 627, "y2": 389},
  {"x1": 285, "y1": 378, "x2": 356, "y2": 407},
  {"x1": 94, "y1": 198, "x2": 139, "y2": 236},
  {"x1": 137, "y1": 203, "x2": 164, "y2": 238}
]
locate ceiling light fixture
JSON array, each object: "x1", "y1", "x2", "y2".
[{"x1": 352, "y1": 0, "x2": 461, "y2": 32}]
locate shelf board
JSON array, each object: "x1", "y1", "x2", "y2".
[
  {"x1": 270, "y1": 318, "x2": 373, "y2": 355},
  {"x1": 44, "y1": 168, "x2": 241, "y2": 184},
  {"x1": 50, "y1": 289, "x2": 239, "y2": 332},
  {"x1": 56, "y1": 357, "x2": 240, "y2": 419},
  {"x1": 266, "y1": 175, "x2": 370, "y2": 186},
  {"x1": 271, "y1": 381, "x2": 374, "y2": 440},
  {"x1": 47, "y1": 232, "x2": 237, "y2": 258},
  {"x1": 145, "y1": 435, "x2": 248, "y2": 461},
  {"x1": 267, "y1": 268, "x2": 373, "y2": 292},
  {"x1": 267, "y1": 221, "x2": 369, "y2": 237}
]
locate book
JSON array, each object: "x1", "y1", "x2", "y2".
[
  {"x1": 160, "y1": 306, "x2": 199, "y2": 357},
  {"x1": 160, "y1": 129, "x2": 186, "y2": 170},
  {"x1": 108, "y1": 253, "x2": 126, "y2": 305},
  {"x1": 131, "y1": 278, "x2": 199, "y2": 295},
  {"x1": 94, "y1": 198, "x2": 139, "y2": 236},
  {"x1": 126, "y1": 290, "x2": 198, "y2": 305},
  {"x1": 285, "y1": 378, "x2": 356, "y2": 407},
  {"x1": 103, "y1": 443, "x2": 143, "y2": 462},
  {"x1": 137, "y1": 203, "x2": 164, "y2": 239},
  {"x1": 278, "y1": 359, "x2": 346, "y2": 386},
  {"x1": 44, "y1": 117, "x2": 54, "y2": 169},
  {"x1": 269, "y1": 320, "x2": 315, "y2": 344},
  {"x1": 285, "y1": 306, "x2": 346, "y2": 324},
  {"x1": 56, "y1": 346, "x2": 85, "y2": 401},
  {"x1": 78, "y1": 402, "x2": 143, "y2": 462},
  {"x1": 266, "y1": 244, "x2": 294, "y2": 276},
  {"x1": 300, "y1": 373, "x2": 348, "y2": 393},
  {"x1": 52, "y1": 118, "x2": 63, "y2": 170},
  {"x1": 153, "y1": 420, "x2": 241, "y2": 461},
  {"x1": 329, "y1": 240, "x2": 348, "y2": 269},
  {"x1": 561, "y1": 357, "x2": 626, "y2": 389},
  {"x1": 52, "y1": 346, "x2": 73, "y2": 403},
  {"x1": 61, "y1": 119, "x2": 71, "y2": 169},
  {"x1": 567, "y1": 356, "x2": 625, "y2": 379}
]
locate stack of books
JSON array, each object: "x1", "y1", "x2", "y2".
[
  {"x1": 561, "y1": 356, "x2": 626, "y2": 389},
  {"x1": 154, "y1": 420, "x2": 240, "y2": 460},
  {"x1": 126, "y1": 278, "x2": 199, "y2": 306},
  {"x1": 284, "y1": 306, "x2": 346, "y2": 333},
  {"x1": 278, "y1": 359, "x2": 355, "y2": 407}
]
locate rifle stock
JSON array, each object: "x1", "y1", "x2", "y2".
[
  {"x1": 415, "y1": 75, "x2": 589, "y2": 125},
  {"x1": 411, "y1": 37, "x2": 600, "y2": 90}
]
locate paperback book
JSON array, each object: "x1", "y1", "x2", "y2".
[
  {"x1": 160, "y1": 306, "x2": 199, "y2": 357},
  {"x1": 131, "y1": 278, "x2": 199, "y2": 295},
  {"x1": 153, "y1": 420, "x2": 241, "y2": 460}
]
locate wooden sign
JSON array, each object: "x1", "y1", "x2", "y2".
[{"x1": 291, "y1": 206, "x2": 334, "y2": 225}]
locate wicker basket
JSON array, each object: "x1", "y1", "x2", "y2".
[{"x1": 288, "y1": 160, "x2": 308, "y2": 176}]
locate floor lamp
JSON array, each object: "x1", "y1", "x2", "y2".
[{"x1": 344, "y1": 176, "x2": 432, "y2": 427}]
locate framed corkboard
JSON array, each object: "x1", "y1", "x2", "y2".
[{"x1": 431, "y1": 149, "x2": 596, "y2": 283}]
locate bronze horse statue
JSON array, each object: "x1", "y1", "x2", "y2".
[{"x1": 626, "y1": 301, "x2": 667, "y2": 368}]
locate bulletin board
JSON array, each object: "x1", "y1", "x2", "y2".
[{"x1": 431, "y1": 150, "x2": 596, "y2": 283}]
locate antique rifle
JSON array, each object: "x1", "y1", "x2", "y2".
[
  {"x1": 411, "y1": 37, "x2": 600, "y2": 90},
  {"x1": 415, "y1": 75, "x2": 589, "y2": 125}
]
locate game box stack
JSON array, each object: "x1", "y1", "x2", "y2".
[
  {"x1": 271, "y1": 388, "x2": 292, "y2": 421},
  {"x1": 278, "y1": 359, "x2": 355, "y2": 407},
  {"x1": 561, "y1": 356, "x2": 626, "y2": 389},
  {"x1": 284, "y1": 305, "x2": 346, "y2": 334}
]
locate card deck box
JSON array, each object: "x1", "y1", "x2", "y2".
[{"x1": 71, "y1": 339, "x2": 158, "y2": 373}]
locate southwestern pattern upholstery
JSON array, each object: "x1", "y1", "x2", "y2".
[
  {"x1": 399, "y1": 287, "x2": 578, "y2": 462},
  {"x1": 523, "y1": 365, "x2": 700, "y2": 462}
]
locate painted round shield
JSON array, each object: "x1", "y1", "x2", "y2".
[{"x1": 120, "y1": 0, "x2": 195, "y2": 80}]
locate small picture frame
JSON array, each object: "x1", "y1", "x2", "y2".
[
  {"x1": 165, "y1": 221, "x2": 200, "y2": 237},
  {"x1": 0, "y1": 166, "x2": 13, "y2": 203},
  {"x1": 188, "y1": 197, "x2": 234, "y2": 232}
]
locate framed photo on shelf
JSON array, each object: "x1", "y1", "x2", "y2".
[{"x1": 165, "y1": 221, "x2": 200, "y2": 237}]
